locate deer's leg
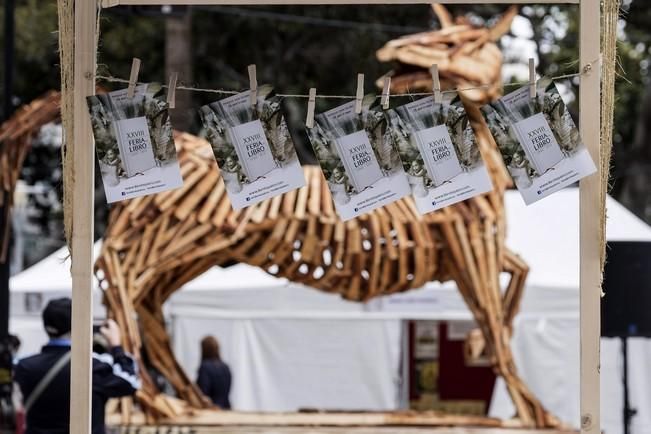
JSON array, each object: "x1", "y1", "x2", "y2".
[
  {"x1": 137, "y1": 303, "x2": 210, "y2": 411},
  {"x1": 440, "y1": 205, "x2": 554, "y2": 428},
  {"x1": 502, "y1": 249, "x2": 529, "y2": 333}
]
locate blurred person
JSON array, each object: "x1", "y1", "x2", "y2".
[
  {"x1": 13, "y1": 297, "x2": 140, "y2": 434},
  {"x1": 8, "y1": 335, "x2": 21, "y2": 359},
  {"x1": 7, "y1": 334, "x2": 25, "y2": 433},
  {"x1": 196, "y1": 336, "x2": 231, "y2": 409}
]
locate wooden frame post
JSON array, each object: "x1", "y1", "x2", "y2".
[
  {"x1": 579, "y1": 1, "x2": 601, "y2": 433},
  {"x1": 70, "y1": 0, "x2": 97, "y2": 433},
  {"x1": 70, "y1": 0, "x2": 601, "y2": 433}
]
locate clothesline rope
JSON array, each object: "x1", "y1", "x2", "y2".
[{"x1": 95, "y1": 58, "x2": 599, "y2": 100}]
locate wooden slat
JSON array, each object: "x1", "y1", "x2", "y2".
[
  {"x1": 70, "y1": 0, "x2": 97, "y2": 431},
  {"x1": 104, "y1": 0, "x2": 579, "y2": 6},
  {"x1": 109, "y1": 427, "x2": 578, "y2": 434},
  {"x1": 579, "y1": 1, "x2": 601, "y2": 433},
  {"x1": 151, "y1": 410, "x2": 507, "y2": 427}
]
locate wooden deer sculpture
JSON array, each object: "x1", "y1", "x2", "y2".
[{"x1": 93, "y1": 5, "x2": 557, "y2": 428}]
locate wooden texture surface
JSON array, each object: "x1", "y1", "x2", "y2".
[
  {"x1": 109, "y1": 409, "x2": 509, "y2": 428},
  {"x1": 103, "y1": 0, "x2": 580, "y2": 6},
  {"x1": 108, "y1": 425, "x2": 578, "y2": 434},
  {"x1": 70, "y1": 0, "x2": 97, "y2": 432},
  {"x1": 375, "y1": 6, "x2": 517, "y2": 104},
  {"x1": 578, "y1": 1, "x2": 601, "y2": 433}
]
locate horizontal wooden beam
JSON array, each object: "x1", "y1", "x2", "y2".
[
  {"x1": 111, "y1": 428, "x2": 579, "y2": 434},
  {"x1": 113, "y1": 409, "x2": 507, "y2": 428},
  {"x1": 103, "y1": 0, "x2": 579, "y2": 7}
]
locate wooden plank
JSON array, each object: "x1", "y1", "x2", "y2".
[
  {"x1": 103, "y1": 0, "x2": 579, "y2": 6},
  {"x1": 579, "y1": 1, "x2": 601, "y2": 434},
  {"x1": 152, "y1": 410, "x2": 506, "y2": 427},
  {"x1": 111, "y1": 427, "x2": 578, "y2": 434},
  {"x1": 70, "y1": 0, "x2": 97, "y2": 433}
]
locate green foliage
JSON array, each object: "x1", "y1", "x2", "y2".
[{"x1": 0, "y1": 0, "x2": 60, "y2": 114}]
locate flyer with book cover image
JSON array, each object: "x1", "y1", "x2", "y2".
[
  {"x1": 199, "y1": 85, "x2": 305, "y2": 209},
  {"x1": 306, "y1": 96, "x2": 410, "y2": 221},
  {"x1": 388, "y1": 95, "x2": 493, "y2": 213},
  {"x1": 481, "y1": 79, "x2": 596, "y2": 205},
  {"x1": 86, "y1": 84, "x2": 183, "y2": 203}
]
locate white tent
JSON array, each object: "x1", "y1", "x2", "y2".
[
  {"x1": 10, "y1": 189, "x2": 651, "y2": 434},
  {"x1": 9, "y1": 242, "x2": 105, "y2": 356},
  {"x1": 168, "y1": 264, "x2": 407, "y2": 411}
]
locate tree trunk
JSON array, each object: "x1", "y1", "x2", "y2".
[
  {"x1": 619, "y1": 82, "x2": 651, "y2": 222},
  {"x1": 165, "y1": 10, "x2": 193, "y2": 132}
]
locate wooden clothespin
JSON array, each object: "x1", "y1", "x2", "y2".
[
  {"x1": 248, "y1": 64, "x2": 258, "y2": 106},
  {"x1": 355, "y1": 73, "x2": 364, "y2": 114},
  {"x1": 306, "y1": 88, "x2": 317, "y2": 129},
  {"x1": 381, "y1": 77, "x2": 391, "y2": 110},
  {"x1": 529, "y1": 58, "x2": 537, "y2": 99},
  {"x1": 127, "y1": 58, "x2": 141, "y2": 98},
  {"x1": 167, "y1": 72, "x2": 178, "y2": 109},
  {"x1": 430, "y1": 64, "x2": 442, "y2": 103}
]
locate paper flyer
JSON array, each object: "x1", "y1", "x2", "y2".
[
  {"x1": 86, "y1": 84, "x2": 183, "y2": 203},
  {"x1": 307, "y1": 98, "x2": 410, "y2": 221},
  {"x1": 482, "y1": 79, "x2": 596, "y2": 205},
  {"x1": 388, "y1": 96, "x2": 493, "y2": 213},
  {"x1": 199, "y1": 86, "x2": 305, "y2": 209}
]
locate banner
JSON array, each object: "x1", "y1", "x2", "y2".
[
  {"x1": 482, "y1": 80, "x2": 596, "y2": 205},
  {"x1": 307, "y1": 97, "x2": 410, "y2": 220},
  {"x1": 388, "y1": 96, "x2": 492, "y2": 213},
  {"x1": 199, "y1": 86, "x2": 305, "y2": 209},
  {"x1": 86, "y1": 84, "x2": 183, "y2": 203}
]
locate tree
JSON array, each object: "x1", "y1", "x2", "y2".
[
  {"x1": 0, "y1": 0, "x2": 60, "y2": 118},
  {"x1": 607, "y1": 0, "x2": 651, "y2": 222},
  {"x1": 165, "y1": 9, "x2": 194, "y2": 131}
]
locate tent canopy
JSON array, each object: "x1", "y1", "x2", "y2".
[
  {"x1": 504, "y1": 188, "x2": 651, "y2": 291},
  {"x1": 10, "y1": 242, "x2": 103, "y2": 294}
]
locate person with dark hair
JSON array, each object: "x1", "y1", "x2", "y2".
[
  {"x1": 13, "y1": 297, "x2": 140, "y2": 434},
  {"x1": 196, "y1": 336, "x2": 231, "y2": 409},
  {"x1": 8, "y1": 334, "x2": 21, "y2": 357}
]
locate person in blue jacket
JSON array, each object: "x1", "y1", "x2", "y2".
[
  {"x1": 14, "y1": 297, "x2": 140, "y2": 434},
  {"x1": 196, "y1": 336, "x2": 232, "y2": 409}
]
